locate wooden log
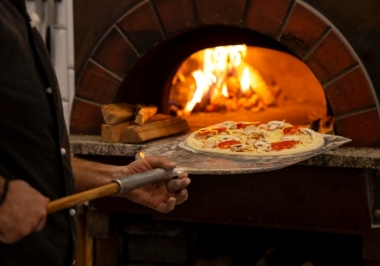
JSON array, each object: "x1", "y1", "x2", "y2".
[
  {"x1": 134, "y1": 105, "x2": 158, "y2": 125},
  {"x1": 101, "y1": 103, "x2": 136, "y2": 125},
  {"x1": 123, "y1": 114, "x2": 190, "y2": 143},
  {"x1": 101, "y1": 121, "x2": 133, "y2": 143}
]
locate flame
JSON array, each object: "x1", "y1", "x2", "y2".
[
  {"x1": 183, "y1": 71, "x2": 215, "y2": 113},
  {"x1": 240, "y1": 67, "x2": 250, "y2": 93},
  {"x1": 309, "y1": 116, "x2": 335, "y2": 134},
  {"x1": 221, "y1": 84, "x2": 229, "y2": 98},
  {"x1": 179, "y1": 44, "x2": 272, "y2": 115}
]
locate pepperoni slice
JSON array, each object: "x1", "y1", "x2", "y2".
[
  {"x1": 211, "y1": 126, "x2": 227, "y2": 133},
  {"x1": 283, "y1": 125, "x2": 305, "y2": 135},
  {"x1": 197, "y1": 126, "x2": 227, "y2": 136},
  {"x1": 271, "y1": 140, "x2": 297, "y2": 151},
  {"x1": 197, "y1": 129, "x2": 217, "y2": 136},
  {"x1": 218, "y1": 140, "x2": 241, "y2": 149},
  {"x1": 236, "y1": 122, "x2": 261, "y2": 129}
]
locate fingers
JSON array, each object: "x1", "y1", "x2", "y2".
[
  {"x1": 145, "y1": 156, "x2": 177, "y2": 171},
  {"x1": 174, "y1": 189, "x2": 188, "y2": 205},
  {"x1": 0, "y1": 214, "x2": 46, "y2": 244},
  {"x1": 154, "y1": 196, "x2": 177, "y2": 214},
  {"x1": 35, "y1": 215, "x2": 47, "y2": 232},
  {"x1": 154, "y1": 189, "x2": 189, "y2": 214},
  {"x1": 0, "y1": 181, "x2": 49, "y2": 243},
  {"x1": 166, "y1": 176, "x2": 191, "y2": 192}
]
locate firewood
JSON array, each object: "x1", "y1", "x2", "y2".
[
  {"x1": 101, "y1": 121, "x2": 133, "y2": 143},
  {"x1": 101, "y1": 103, "x2": 136, "y2": 125},
  {"x1": 134, "y1": 105, "x2": 158, "y2": 125},
  {"x1": 123, "y1": 114, "x2": 190, "y2": 143}
]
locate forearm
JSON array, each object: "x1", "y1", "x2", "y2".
[{"x1": 71, "y1": 156, "x2": 126, "y2": 192}]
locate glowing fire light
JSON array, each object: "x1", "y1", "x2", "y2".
[
  {"x1": 221, "y1": 84, "x2": 229, "y2": 98},
  {"x1": 179, "y1": 44, "x2": 272, "y2": 115},
  {"x1": 240, "y1": 67, "x2": 250, "y2": 93},
  {"x1": 183, "y1": 71, "x2": 215, "y2": 113}
]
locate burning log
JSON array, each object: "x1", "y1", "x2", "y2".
[
  {"x1": 237, "y1": 94, "x2": 259, "y2": 109},
  {"x1": 225, "y1": 76, "x2": 241, "y2": 98}
]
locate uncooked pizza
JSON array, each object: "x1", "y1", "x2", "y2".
[{"x1": 185, "y1": 120, "x2": 325, "y2": 156}]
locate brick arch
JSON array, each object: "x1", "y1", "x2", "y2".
[{"x1": 71, "y1": 0, "x2": 380, "y2": 147}]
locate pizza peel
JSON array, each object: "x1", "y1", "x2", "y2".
[
  {"x1": 136, "y1": 133, "x2": 352, "y2": 175},
  {"x1": 47, "y1": 133, "x2": 350, "y2": 214}
]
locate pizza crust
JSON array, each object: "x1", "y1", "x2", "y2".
[{"x1": 185, "y1": 121, "x2": 325, "y2": 157}]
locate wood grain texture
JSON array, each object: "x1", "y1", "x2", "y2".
[
  {"x1": 47, "y1": 183, "x2": 120, "y2": 214},
  {"x1": 101, "y1": 103, "x2": 136, "y2": 125},
  {"x1": 101, "y1": 120, "x2": 133, "y2": 143},
  {"x1": 123, "y1": 115, "x2": 190, "y2": 143}
]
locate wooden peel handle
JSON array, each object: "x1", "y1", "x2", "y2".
[
  {"x1": 46, "y1": 168, "x2": 177, "y2": 214},
  {"x1": 47, "y1": 182, "x2": 120, "y2": 214}
]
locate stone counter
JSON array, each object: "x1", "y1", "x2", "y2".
[{"x1": 70, "y1": 135, "x2": 380, "y2": 170}]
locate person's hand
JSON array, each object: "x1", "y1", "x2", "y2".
[
  {"x1": 0, "y1": 180, "x2": 50, "y2": 243},
  {"x1": 118, "y1": 156, "x2": 191, "y2": 213}
]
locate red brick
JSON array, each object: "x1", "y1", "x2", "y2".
[
  {"x1": 117, "y1": 2, "x2": 163, "y2": 55},
  {"x1": 195, "y1": 0, "x2": 246, "y2": 25},
  {"x1": 245, "y1": 0, "x2": 293, "y2": 38},
  {"x1": 70, "y1": 99, "x2": 104, "y2": 135},
  {"x1": 281, "y1": 3, "x2": 328, "y2": 57},
  {"x1": 335, "y1": 109, "x2": 380, "y2": 148},
  {"x1": 305, "y1": 30, "x2": 357, "y2": 83},
  {"x1": 76, "y1": 61, "x2": 121, "y2": 103},
  {"x1": 325, "y1": 67, "x2": 375, "y2": 115},
  {"x1": 92, "y1": 27, "x2": 139, "y2": 78},
  {"x1": 153, "y1": 0, "x2": 197, "y2": 35}
]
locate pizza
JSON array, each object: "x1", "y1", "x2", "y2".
[{"x1": 185, "y1": 120, "x2": 325, "y2": 157}]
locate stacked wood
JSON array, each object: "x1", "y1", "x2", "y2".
[
  {"x1": 100, "y1": 103, "x2": 190, "y2": 143},
  {"x1": 101, "y1": 103, "x2": 136, "y2": 125},
  {"x1": 134, "y1": 105, "x2": 157, "y2": 125},
  {"x1": 123, "y1": 114, "x2": 190, "y2": 143},
  {"x1": 101, "y1": 121, "x2": 133, "y2": 143}
]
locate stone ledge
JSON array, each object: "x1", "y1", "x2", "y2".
[{"x1": 70, "y1": 135, "x2": 380, "y2": 169}]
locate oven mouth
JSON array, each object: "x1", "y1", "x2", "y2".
[
  {"x1": 167, "y1": 44, "x2": 327, "y2": 129},
  {"x1": 115, "y1": 25, "x2": 298, "y2": 109},
  {"x1": 114, "y1": 26, "x2": 327, "y2": 128}
]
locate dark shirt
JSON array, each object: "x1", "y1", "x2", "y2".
[{"x1": 0, "y1": 0, "x2": 77, "y2": 265}]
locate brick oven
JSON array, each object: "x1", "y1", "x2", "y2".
[{"x1": 71, "y1": 0, "x2": 380, "y2": 265}]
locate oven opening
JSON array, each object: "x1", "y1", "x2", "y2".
[
  {"x1": 115, "y1": 26, "x2": 332, "y2": 133},
  {"x1": 169, "y1": 44, "x2": 327, "y2": 129}
]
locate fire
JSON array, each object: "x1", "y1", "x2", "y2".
[
  {"x1": 184, "y1": 70, "x2": 215, "y2": 113},
  {"x1": 170, "y1": 45, "x2": 328, "y2": 129},
  {"x1": 240, "y1": 67, "x2": 250, "y2": 93},
  {"x1": 175, "y1": 44, "x2": 276, "y2": 115},
  {"x1": 309, "y1": 116, "x2": 335, "y2": 134}
]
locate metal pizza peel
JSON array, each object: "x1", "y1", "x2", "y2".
[
  {"x1": 47, "y1": 134, "x2": 350, "y2": 214},
  {"x1": 136, "y1": 133, "x2": 352, "y2": 175}
]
